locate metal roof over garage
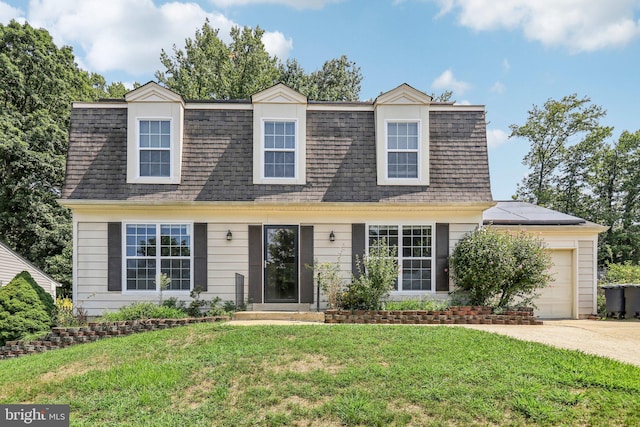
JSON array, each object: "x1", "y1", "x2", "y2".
[{"x1": 483, "y1": 201, "x2": 587, "y2": 226}]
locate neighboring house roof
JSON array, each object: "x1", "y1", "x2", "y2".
[
  {"x1": 61, "y1": 92, "x2": 493, "y2": 205},
  {"x1": 483, "y1": 201, "x2": 605, "y2": 228},
  {"x1": 0, "y1": 240, "x2": 61, "y2": 297}
]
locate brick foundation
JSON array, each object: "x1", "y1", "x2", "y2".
[
  {"x1": 0, "y1": 316, "x2": 229, "y2": 360},
  {"x1": 324, "y1": 306, "x2": 543, "y2": 325}
]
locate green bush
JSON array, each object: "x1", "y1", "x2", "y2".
[
  {"x1": 100, "y1": 302, "x2": 188, "y2": 321},
  {"x1": 450, "y1": 227, "x2": 553, "y2": 309},
  {"x1": 385, "y1": 297, "x2": 450, "y2": 311},
  {"x1": 341, "y1": 239, "x2": 399, "y2": 310},
  {"x1": 0, "y1": 271, "x2": 55, "y2": 345},
  {"x1": 601, "y1": 262, "x2": 640, "y2": 284}
]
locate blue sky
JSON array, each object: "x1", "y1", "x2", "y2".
[{"x1": 2, "y1": 0, "x2": 640, "y2": 199}]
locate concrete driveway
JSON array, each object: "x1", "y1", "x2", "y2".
[{"x1": 461, "y1": 319, "x2": 640, "y2": 367}]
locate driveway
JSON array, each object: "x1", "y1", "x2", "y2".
[
  {"x1": 460, "y1": 319, "x2": 640, "y2": 367},
  {"x1": 228, "y1": 318, "x2": 640, "y2": 367}
]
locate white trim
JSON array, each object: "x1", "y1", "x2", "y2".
[
  {"x1": 135, "y1": 118, "x2": 174, "y2": 181},
  {"x1": 384, "y1": 119, "x2": 421, "y2": 182},
  {"x1": 185, "y1": 103, "x2": 252, "y2": 110},
  {"x1": 121, "y1": 221, "x2": 194, "y2": 295},
  {"x1": 260, "y1": 118, "x2": 299, "y2": 181},
  {"x1": 72, "y1": 218, "x2": 78, "y2": 306},
  {"x1": 365, "y1": 222, "x2": 436, "y2": 294},
  {"x1": 73, "y1": 102, "x2": 126, "y2": 109}
]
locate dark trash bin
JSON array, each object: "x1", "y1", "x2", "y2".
[
  {"x1": 602, "y1": 285, "x2": 625, "y2": 319},
  {"x1": 623, "y1": 284, "x2": 640, "y2": 319}
]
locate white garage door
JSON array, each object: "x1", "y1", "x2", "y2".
[{"x1": 534, "y1": 250, "x2": 573, "y2": 319}]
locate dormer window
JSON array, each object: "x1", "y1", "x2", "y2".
[
  {"x1": 125, "y1": 82, "x2": 184, "y2": 184},
  {"x1": 264, "y1": 120, "x2": 296, "y2": 178},
  {"x1": 374, "y1": 84, "x2": 431, "y2": 186},
  {"x1": 252, "y1": 84, "x2": 307, "y2": 185},
  {"x1": 387, "y1": 121, "x2": 420, "y2": 179},
  {"x1": 139, "y1": 119, "x2": 171, "y2": 177}
]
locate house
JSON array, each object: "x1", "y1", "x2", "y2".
[
  {"x1": 60, "y1": 82, "x2": 602, "y2": 318},
  {"x1": 0, "y1": 240, "x2": 61, "y2": 298}
]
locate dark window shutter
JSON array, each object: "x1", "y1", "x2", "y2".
[
  {"x1": 300, "y1": 226, "x2": 314, "y2": 303},
  {"x1": 193, "y1": 223, "x2": 208, "y2": 292},
  {"x1": 435, "y1": 223, "x2": 449, "y2": 292},
  {"x1": 352, "y1": 223, "x2": 366, "y2": 278},
  {"x1": 248, "y1": 225, "x2": 263, "y2": 304},
  {"x1": 108, "y1": 222, "x2": 122, "y2": 291}
]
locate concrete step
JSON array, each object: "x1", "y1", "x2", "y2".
[
  {"x1": 250, "y1": 303, "x2": 312, "y2": 312},
  {"x1": 232, "y1": 311, "x2": 325, "y2": 322}
]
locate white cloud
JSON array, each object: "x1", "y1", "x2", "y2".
[
  {"x1": 0, "y1": 1, "x2": 24, "y2": 23},
  {"x1": 490, "y1": 81, "x2": 505, "y2": 94},
  {"x1": 25, "y1": 0, "x2": 293, "y2": 76},
  {"x1": 209, "y1": 0, "x2": 342, "y2": 9},
  {"x1": 431, "y1": 69, "x2": 471, "y2": 95},
  {"x1": 502, "y1": 58, "x2": 510, "y2": 71},
  {"x1": 454, "y1": 99, "x2": 471, "y2": 105},
  {"x1": 432, "y1": 0, "x2": 640, "y2": 52},
  {"x1": 487, "y1": 128, "x2": 509, "y2": 149}
]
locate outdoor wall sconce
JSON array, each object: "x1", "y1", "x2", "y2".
[
  {"x1": 226, "y1": 230, "x2": 233, "y2": 241},
  {"x1": 329, "y1": 231, "x2": 335, "y2": 242}
]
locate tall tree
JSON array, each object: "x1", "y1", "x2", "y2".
[
  {"x1": 0, "y1": 20, "x2": 117, "y2": 294},
  {"x1": 156, "y1": 21, "x2": 363, "y2": 101},
  {"x1": 510, "y1": 94, "x2": 607, "y2": 206}
]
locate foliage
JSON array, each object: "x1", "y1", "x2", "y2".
[
  {"x1": 54, "y1": 297, "x2": 88, "y2": 327},
  {"x1": 156, "y1": 20, "x2": 362, "y2": 101},
  {"x1": 311, "y1": 258, "x2": 346, "y2": 309},
  {"x1": 600, "y1": 262, "x2": 640, "y2": 284},
  {"x1": 0, "y1": 271, "x2": 54, "y2": 345},
  {"x1": 450, "y1": 227, "x2": 553, "y2": 309},
  {"x1": 0, "y1": 21, "x2": 125, "y2": 293},
  {"x1": 510, "y1": 94, "x2": 640, "y2": 266},
  {"x1": 99, "y1": 302, "x2": 187, "y2": 321},
  {"x1": 1, "y1": 324, "x2": 639, "y2": 426},
  {"x1": 341, "y1": 239, "x2": 399, "y2": 310},
  {"x1": 384, "y1": 297, "x2": 450, "y2": 311}
]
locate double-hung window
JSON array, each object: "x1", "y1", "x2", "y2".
[
  {"x1": 387, "y1": 122, "x2": 419, "y2": 179},
  {"x1": 368, "y1": 224, "x2": 433, "y2": 292},
  {"x1": 139, "y1": 120, "x2": 171, "y2": 177},
  {"x1": 264, "y1": 121, "x2": 296, "y2": 178},
  {"x1": 125, "y1": 223, "x2": 191, "y2": 291}
]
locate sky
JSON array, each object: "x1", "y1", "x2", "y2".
[{"x1": 2, "y1": 0, "x2": 640, "y2": 200}]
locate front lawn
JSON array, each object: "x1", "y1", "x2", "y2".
[{"x1": 1, "y1": 324, "x2": 639, "y2": 426}]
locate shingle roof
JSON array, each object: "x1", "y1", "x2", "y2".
[{"x1": 62, "y1": 107, "x2": 493, "y2": 203}]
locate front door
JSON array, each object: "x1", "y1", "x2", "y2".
[{"x1": 264, "y1": 226, "x2": 298, "y2": 303}]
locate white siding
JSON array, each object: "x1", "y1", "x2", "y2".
[
  {"x1": 578, "y1": 240, "x2": 595, "y2": 316},
  {"x1": 313, "y1": 224, "x2": 352, "y2": 309},
  {"x1": 0, "y1": 244, "x2": 59, "y2": 297}
]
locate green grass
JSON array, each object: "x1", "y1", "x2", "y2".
[{"x1": 1, "y1": 324, "x2": 639, "y2": 426}]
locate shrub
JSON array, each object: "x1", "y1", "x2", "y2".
[
  {"x1": 601, "y1": 262, "x2": 640, "y2": 284},
  {"x1": 100, "y1": 302, "x2": 187, "y2": 321},
  {"x1": 341, "y1": 239, "x2": 399, "y2": 310},
  {"x1": 311, "y1": 258, "x2": 346, "y2": 309},
  {"x1": 54, "y1": 297, "x2": 88, "y2": 327},
  {"x1": 450, "y1": 227, "x2": 553, "y2": 309},
  {"x1": 385, "y1": 297, "x2": 450, "y2": 311},
  {"x1": 0, "y1": 271, "x2": 54, "y2": 345}
]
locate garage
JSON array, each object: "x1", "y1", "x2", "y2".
[
  {"x1": 535, "y1": 250, "x2": 573, "y2": 318},
  {"x1": 483, "y1": 201, "x2": 607, "y2": 319}
]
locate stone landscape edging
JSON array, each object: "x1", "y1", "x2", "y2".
[
  {"x1": 324, "y1": 306, "x2": 543, "y2": 325},
  {"x1": 0, "y1": 316, "x2": 229, "y2": 360}
]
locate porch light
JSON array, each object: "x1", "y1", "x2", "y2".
[
  {"x1": 329, "y1": 231, "x2": 335, "y2": 242},
  {"x1": 226, "y1": 230, "x2": 233, "y2": 241}
]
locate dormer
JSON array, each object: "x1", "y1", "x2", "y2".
[
  {"x1": 252, "y1": 83, "x2": 308, "y2": 185},
  {"x1": 125, "y1": 82, "x2": 185, "y2": 184},
  {"x1": 374, "y1": 84, "x2": 431, "y2": 186}
]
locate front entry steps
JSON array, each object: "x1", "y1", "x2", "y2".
[
  {"x1": 232, "y1": 311, "x2": 325, "y2": 323},
  {"x1": 250, "y1": 303, "x2": 313, "y2": 312}
]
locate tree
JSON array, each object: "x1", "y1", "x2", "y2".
[
  {"x1": 450, "y1": 227, "x2": 552, "y2": 309},
  {"x1": 0, "y1": 21, "x2": 124, "y2": 295},
  {"x1": 156, "y1": 20, "x2": 363, "y2": 101},
  {"x1": 510, "y1": 94, "x2": 608, "y2": 206}
]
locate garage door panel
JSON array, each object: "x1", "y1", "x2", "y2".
[{"x1": 535, "y1": 250, "x2": 573, "y2": 319}]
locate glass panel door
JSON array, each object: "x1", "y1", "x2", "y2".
[{"x1": 264, "y1": 226, "x2": 298, "y2": 303}]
